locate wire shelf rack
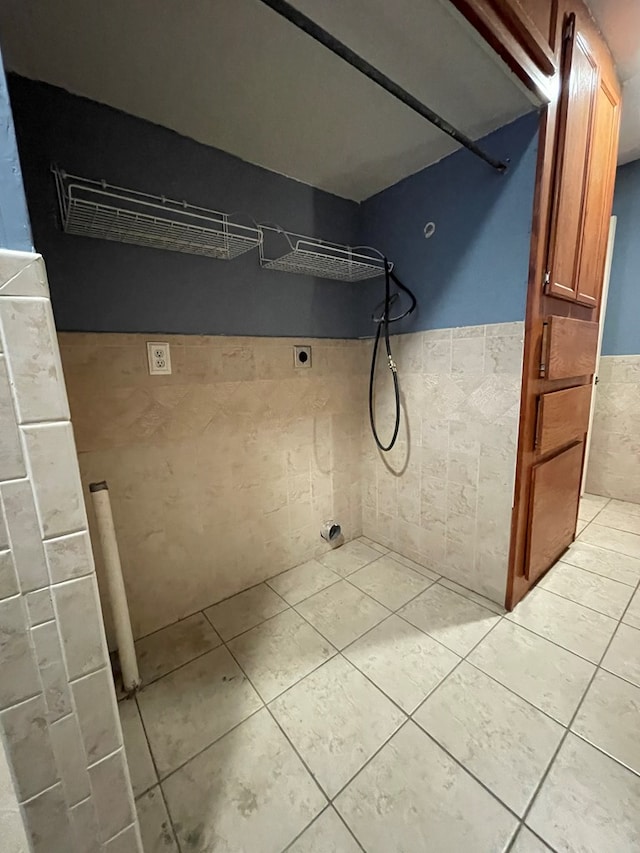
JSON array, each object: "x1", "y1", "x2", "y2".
[
  {"x1": 259, "y1": 226, "x2": 390, "y2": 282},
  {"x1": 52, "y1": 167, "x2": 262, "y2": 260}
]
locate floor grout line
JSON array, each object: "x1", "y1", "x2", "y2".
[
  {"x1": 329, "y1": 805, "x2": 368, "y2": 853},
  {"x1": 531, "y1": 582, "x2": 631, "y2": 621},
  {"x1": 406, "y1": 612, "x2": 545, "y2": 816},
  {"x1": 502, "y1": 610, "x2": 615, "y2": 667},
  {"x1": 266, "y1": 569, "x2": 344, "y2": 605},
  {"x1": 325, "y1": 717, "x2": 413, "y2": 806},
  {"x1": 164, "y1": 560, "x2": 636, "y2": 848},
  {"x1": 204, "y1": 596, "x2": 292, "y2": 644},
  {"x1": 153, "y1": 702, "x2": 267, "y2": 787},
  {"x1": 123, "y1": 552, "x2": 397, "y2": 704},
  {"x1": 314, "y1": 614, "x2": 526, "y2": 846},
  {"x1": 236, "y1": 640, "x2": 340, "y2": 707},
  {"x1": 122, "y1": 514, "x2": 640, "y2": 852},
  {"x1": 133, "y1": 693, "x2": 183, "y2": 853},
  {"x1": 130, "y1": 576, "x2": 282, "y2": 645},
  {"x1": 135, "y1": 547, "x2": 601, "y2": 742},
  {"x1": 516, "y1": 568, "x2": 640, "y2": 842},
  {"x1": 583, "y1": 518, "x2": 640, "y2": 536},
  {"x1": 131, "y1": 551, "x2": 442, "y2": 849},
  {"x1": 281, "y1": 803, "x2": 366, "y2": 853},
  {"x1": 575, "y1": 531, "x2": 640, "y2": 558},
  {"x1": 555, "y1": 554, "x2": 640, "y2": 587},
  {"x1": 128, "y1": 541, "x2": 354, "y2": 647},
  {"x1": 221, "y1": 637, "x2": 359, "y2": 852},
  {"x1": 570, "y1": 729, "x2": 640, "y2": 780},
  {"x1": 288, "y1": 604, "x2": 512, "y2": 830},
  {"x1": 504, "y1": 824, "x2": 555, "y2": 853},
  {"x1": 134, "y1": 637, "x2": 225, "y2": 691},
  {"x1": 342, "y1": 533, "x2": 640, "y2": 847},
  {"x1": 551, "y1": 551, "x2": 639, "y2": 587}
]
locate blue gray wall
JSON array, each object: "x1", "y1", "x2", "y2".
[
  {"x1": 9, "y1": 75, "x2": 538, "y2": 338},
  {"x1": 8, "y1": 76, "x2": 361, "y2": 338},
  {"x1": 602, "y1": 159, "x2": 640, "y2": 356},
  {"x1": 357, "y1": 112, "x2": 539, "y2": 336},
  {"x1": 0, "y1": 58, "x2": 32, "y2": 251}
]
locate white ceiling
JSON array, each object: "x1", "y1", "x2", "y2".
[
  {"x1": 0, "y1": 0, "x2": 535, "y2": 200},
  {"x1": 587, "y1": 0, "x2": 640, "y2": 164}
]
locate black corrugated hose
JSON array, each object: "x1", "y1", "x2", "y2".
[{"x1": 368, "y1": 260, "x2": 417, "y2": 452}]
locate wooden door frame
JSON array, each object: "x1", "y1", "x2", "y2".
[
  {"x1": 451, "y1": 0, "x2": 568, "y2": 609},
  {"x1": 581, "y1": 214, "x2": 617, "y2": 494},
  {"x1": 449, "y1": 0, "x2": 559, "y2": 102}
]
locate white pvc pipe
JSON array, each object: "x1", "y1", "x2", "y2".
[{"x1": 90, "y1": 481, "x2": 141, "y2": 693}]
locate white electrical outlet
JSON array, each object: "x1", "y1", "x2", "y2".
[{"x1": 147, "y1": 342, "x2": 172, "y2": 375}]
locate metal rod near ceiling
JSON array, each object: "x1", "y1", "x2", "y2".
[{"x1": 257, "y1": 0, "x2": 509, "y2": 173}]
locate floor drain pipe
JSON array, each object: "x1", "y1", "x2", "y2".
[{"x1": 89, "y1": 480, "x2": 141, "y2": 694}]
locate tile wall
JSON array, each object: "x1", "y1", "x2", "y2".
[
  {"x1": 60, "y1": 321, "x2": 522, "y2": 649},
  {"x1": 0, "y1": 251, "x2": 140, "y2": 852},
  {"x1": 1, "y1": 735, "x2": 30, "y2": 853},
  {"x1": 59, "y1": 333, "x2": 367, "y2": 643},
  {"x1": 586, "y1": 355, "x2": 640, "y2": 503},
  {"x1": 362, "y1": 322, "x2": 524, "y2": 604}
]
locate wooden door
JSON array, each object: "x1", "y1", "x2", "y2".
[
  {"x1": 527, "y1": 442, "x2": 584, "y2": 582},
  {"x1": 545, "y1": 14, "x2": 598, "y2": 302},
  {"x1": 574, "y1": 78, "x2": 621, "y2": 306},
  {"x1": 505, "y1": 1, "x2": 621, "y2": 609},
  {"x1": 448, "y1": 0, "x2": 621, "y2": 609}
]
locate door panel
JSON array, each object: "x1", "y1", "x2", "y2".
[
  {"x1": 536, "y1": 384, "x2": 591, "y2": 454},
  {"x1": 575, "y1": 78, "x2": 620, "y2": 307},
  {"x1": 527, "y1": 442, "x2": 583, "y2": 582},
  {"x1": 546, "y1": 16, "x2": 598, "y2": 302},
  {"x1": 543, "y1": 315, "x2": 598, "y2": 380}
]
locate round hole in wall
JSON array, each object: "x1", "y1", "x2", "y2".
[
  {"x1": 424, "y1": 221, "x2": 436, "y2": 239},
  {"x1": 298, "y1": 350, "x2": 309, "y2": 363}
]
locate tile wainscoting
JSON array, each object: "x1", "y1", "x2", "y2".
[
  {"x1": 587, "y1": 355, "x2": 640, "y2": 504},
  {"x1": 60, "y1": 322, "x2": 523, "y2": 647},
  {"x1": 0, "y1": 251, "x2": 140, "y2": 853},
  {"x1": 362, "y1": 322, "x2": 524, "y2": 604},
  {"x1": 59, "y1": 333, "x2": 367, "y2": 643}
]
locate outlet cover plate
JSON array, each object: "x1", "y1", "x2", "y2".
[{"x1": 147, "y1": 341, "x2": 172, "y2": 375}]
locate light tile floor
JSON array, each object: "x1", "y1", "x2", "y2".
[{"x1": 118, "y1": 495, "x2": 640, "y2": 852}]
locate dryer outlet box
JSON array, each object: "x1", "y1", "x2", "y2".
[{"x1": 294, "y1": 345, "x2": 312, "y2": 368}]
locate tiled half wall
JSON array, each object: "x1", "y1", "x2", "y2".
[
  {"x1": 362, "y1": 322, "x2": 524, "y2": 603},
  {"x1": 60, "y1": 321, "x2": 523, "y2": 642},
  {"x1": 59, "y1": 334, "x2": 367, "y2": 643},
  {"x1": 0, "y1": 251, "x2": 141, "y2": 853},
  {"x1": 586, "y1": 355, "x2": 640, "y2": 504}
]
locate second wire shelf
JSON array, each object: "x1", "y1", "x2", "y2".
[{"x1": 259, "y1": 226, "x2": 390, "y2": 282}]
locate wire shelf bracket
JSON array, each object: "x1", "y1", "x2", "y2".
[
  {"x1": 52, "y1": 167, "x2": 262, "y2": 260},
  {"x1": 259, "y1": 226, "x2": 390, "y2": 282}
]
